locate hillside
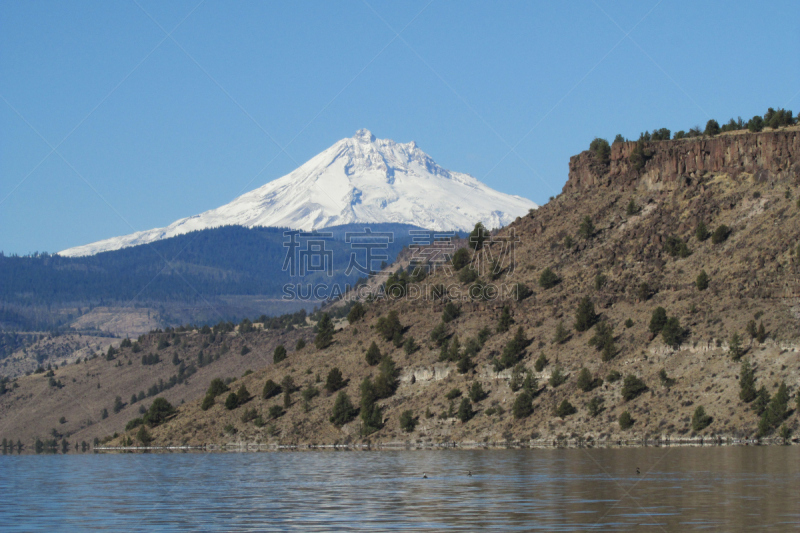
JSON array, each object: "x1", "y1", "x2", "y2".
[{"x1": 2, "y1": 127, "x2": 799, "y2": 451}]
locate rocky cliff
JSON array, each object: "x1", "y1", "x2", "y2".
[{"x1": 565, "y1": 128, "x2": 800, "y2": 192}]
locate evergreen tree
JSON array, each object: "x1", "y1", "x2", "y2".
[
  {"x1": 143, "y1": 398, "x2": 175, "y2": 426},
  {"x1": 201, "y1": 394, "x2": 214, "y2": 411},
  {"x1": 235, "y1": 384, "x2": 251, "y2": 405},
  {"x1": 314, "y1": 313, "x2": 335, "y2": 349},
  {"x1": 696, "y1": 221, "x2": 709, "y2": 241},
  {"x1": 579, "y1": 216, "x2": 595, "y2": 239},
  {"x1": 376, "y1": 310, "x2": 403, "y2": 341},
  {"x1": 538, "y1": 267, "x2": 560, "y2": 289},
  {"x1": 497, "y1": 306, "x2": 513, "y2": 333},
  {"x1": 661, "y1": 317, "x2": 685, "y2": 347},
  {"x1": 621, "y1": 375, "x2": 647, "y2": 401},
  {"x1": 729, "y1": 333, "x2": 743, "y2": 361},
  {"x1": 553, "y1": 320, "x2": 569, "y2": 344},
  {"x1": 325, "y1": 367, "x2": 345, "y2": 392},
  {"x1": 224, "y1": 392, "x2": 239, "y2": 410},
  {"x1": 618, "y1": 411, "x2": 634, "y2": 429},
  {"x1": 649, "y1": 307, "x2": 668, "y2": 334},
  {"x1": 512, "y1": 390, "x2": 533, "y2": 419},
  {"x1": 347, "y1": 302, "x2": 366, "y2": 324},
  {"x1": 365, "y1": 341, "x2": 382, "y2": 366},
  {"x1": 468, "y1": 222, "x2": 488, "y2": 251},
  {"x1": 273, "y1": 345, "x2": 287, "y2": 363},
  {"x1": 555, "y1": 399, "x2": 576, "y2": 418},
  {"x1": 359, "y1": 377, "x2": 383, "y2": 435},
  {"x1": 589, "y1": 137, "x2": 611, "y2": 164},
  {"x1": 626, "y1": 199, "x2": 640, "y2": 216},
  {"x1": 262, "y1": 379, "x2": 280, "y2": 399},
  {"x1": 574, "y1": 297, "x2": 598, "y2": 332},
  {"x1": 534, "y1": 353, "x2": 548, "y2": 372},
  {"x1": 738, "y1": 358, "x2": 756, "y2": 402},
  {"x1": 692, "y1": 406, "x2": 712, "y2": 431},
  {"x1": 756, "y1": 322, "x2": 767, "y2": 343},
  {"x1": 704, "y1": 119, "x2": 720, "y2": 136},
  {"x1": 469, "y1": 381, "x2": 487, "y2": 402},
  {"x1": 430, "y1": 322, "x2": 448, "y2": 346},
  {"x1": 403, "y1": 336, "x2": 418, "y2": 355},
  {"x1": 495, "y1": 327, "x2": 527, "y2": 370},
  {"x1": 457, "y1": 397, "x2": 474, "y2": 422},
  {"x1": 696, "y1": 270, "x2": 709, "y2": 291},
  {"x1": 752, "y1": 386, "x2": 770, "y2": 416},
  {"x1": 549, "y1": 365, "x2": 567, "y2": 388},
  {"x1": 587, "y1": 397, "x2": 604, "y2": 417},
  {"x1": 577, "y1": 368, "x2": 594, "y2": 392},
  {"x1": 399, "y1": 410, "x2": 417, "y2": 432},
  {"x1": 136, "y1": 425, "x2": 153, "y2": 446}
]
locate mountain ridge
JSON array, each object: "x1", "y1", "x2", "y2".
[{"x1": 59, "y1": 129, "x2": 537, "y2": 257}]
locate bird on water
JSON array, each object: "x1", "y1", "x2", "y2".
[
  {"x1": 422, "y1": 472, "x2": 427, "y2": 479},
  {"x1": 636, "y1": 467, "x2": 640, "y2": 475}
]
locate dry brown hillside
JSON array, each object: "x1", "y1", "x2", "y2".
[{"x1": 3, "y1": 127, "x2": 799, "y2": 451}]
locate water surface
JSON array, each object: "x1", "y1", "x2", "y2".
[{"x1": 1, "y1": 446, "x2": 798, "y2": 531}]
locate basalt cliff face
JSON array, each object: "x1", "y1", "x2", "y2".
[{"x1": 566, "y1": 129, "x2": 800, "y2": 192}]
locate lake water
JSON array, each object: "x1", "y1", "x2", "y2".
[{"x1": 1, "y1": 446, "x2": 798, "y2": 531}]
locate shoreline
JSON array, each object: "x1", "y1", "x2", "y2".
[{"x1": 95, "y1": 435, "x2": 797, "y2": 453}]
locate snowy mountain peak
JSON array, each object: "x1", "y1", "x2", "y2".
[{"x1": 59, "y1": 131, "x2": 538, "y2": 257}]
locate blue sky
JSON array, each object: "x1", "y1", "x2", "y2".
[{"x1": 1, "y1": 0, "x2": 798, "y2": 254}]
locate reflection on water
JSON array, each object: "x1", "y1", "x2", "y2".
[{"x1": 1, "y1": 447, "x2": 798, "y2": 531}]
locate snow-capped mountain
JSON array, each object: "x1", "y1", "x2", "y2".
[{"x1": 59, "y1": 129, "x2": 538, "y2": 257}]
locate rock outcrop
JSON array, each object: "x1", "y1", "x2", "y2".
[{"x1": 565, "y1": 129, "x2": 800, "y2": 192}]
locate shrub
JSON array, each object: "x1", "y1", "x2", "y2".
[
  {"x1": 240, "y1": 346, "x2": 251, "y2": 356},
  {"x1": 711, "y1": 225, "x2": 730, "y2": 244},
  {"x1": 649, "y1": 307, "x2": 668, "y2": 334},
  {"x1": 113, "y1": 396, "x2": 124, "y2": 414},
  {"x1": 268, "y1": 405, "x2": 284, "y2": 419},
  {"x1": 629, "y1": 139, "x2": 650, "y2": 170},
  {"x1": 445, "y1": 388, "x2": 462, "y2": 400},
  {"x1": 301, "y1": 384, "x2": 319, "y2": 403},
  {"x1": 555, "y1": 399, "x2": 576, "y2": 418},
  {"x1": 273, "y1": 345, "x2": 287, "y2": 363},
  {"x1": 738, "y1": 358, "x2": 756, "y2": 403},
  {"x1": 347, "y1": 302, "x2": 366, "y2": 324},
  {"x1": 626, "y1": 199, "x2": 640, "y2": 216},
  {"x1": 606, "y1": 370, "x2": 621, "y2": 383},
  {"x1": 365, "y1": 342, "x2": 382, "y2": 366},
  {"x1": 574, "y1": 297, "x2": 598, "y2": 332},
  {"x1": 240, "y1": 407, "x2": 258, "y2": 423},
  {"x1": 564, "y1": 235, "x2": 574, "y2": 249},
  {"x1": 658, "y1": 369, "x2": 675, "y2": 388},
  {"x1": 691, "y1": 406, "x2": 712, "y2": 431},
  {"x1": 594, "y1": 273, "x2": 607, "y2": 290},
  {"x1": 579, "y1": 216, "x2": 595, "y2": 239},
  {"x1": 457, "y1": 398, "x2": 474, "y2": 422},
  {"x1": 200, "y1": 395, "x2": 214, "y2": 411},
  {"x1": 696, "y1": 270, "x2": 709, "y2": 291},
  {"x1": 262, "y1": 379, "x2": 281, "y2": 399},
  {"x1": 329, "y1": 392, "x2": 356, "y2": 426},
  {"x1": 613, "y1": 134, "x2": 625, "y2": 144},
  {"x1": 399, "y1": 410, "x2": 417, "y2": 432},
  {"x1": 325, "y1": 367, "x2": 345, "y2": 393},
  {"x1": 125, "y1": 418, "x2": 143, "y2": 431},
  {"x1": 549, "y1": 366, "x2": 567, "y2": 388},
  {"x1": 664, "y1": 235, "x2": 691, "y2": 258},
  {"x1": 624, "y1": 318, "x2": 634, "y2": 328},
  {"x1": 512, "y1": 391, "x2": 533, "y2": 419},
  {"x1": 695, "y1": 221, "x2": 709, "y2": 241},
  {"x1": 534, "y1": 353, "x2": 548, "y2": 372},
  {"x1": 538, "y1": 268, "x2": 560, "y2": 289},
  {"x1": 295, "y1": 338, "x2": 306, "y2": 350},
  {"x1": 621, "y1": 375, "x2": 647, "y2": 401},
  {"x1": 619, "y1": 411, "x2": 634, "y2": 430}
]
